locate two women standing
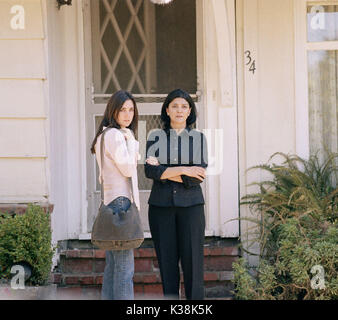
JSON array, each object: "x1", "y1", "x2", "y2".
[{"x1": 91, "y1": 89, "x2": 207, "y2": 300}]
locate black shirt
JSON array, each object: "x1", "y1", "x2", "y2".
[{"x1": 144, "y1": 127, "x2": 208, "y2": 207}]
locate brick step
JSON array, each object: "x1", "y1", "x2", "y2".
[
  {"x1": 54, "y1": 286, "x2": 234, "y2": 300},
  {"x1": 55, "y1": 247, "x2": 239, "y2": 274},
  {"x1": 54, "y1": 280, "x2": 234, "y2": 300},
  {"x1": 52, "y1": 270, "x2": 234, "y2": 287},
  {"x1": 52, "y1": 270, "x2": 234, "y2": 299},
  {"x1": 58, "y1": 246, "x2": 239, "y2": 259},
  {"x1": 52, "y1": 240, "x2": 239, "y2": 299}
]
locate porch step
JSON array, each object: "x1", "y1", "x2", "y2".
[{"x1": 51, "y1": 238, "x2": 239, "y2": 300}]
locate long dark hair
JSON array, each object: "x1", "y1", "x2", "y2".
[
  {"x1": 160, "y1": 89, "x2": 197, "y2": 130},
  {"x1": 90, "y1": 90, "x2": 138, "y2": 154}
]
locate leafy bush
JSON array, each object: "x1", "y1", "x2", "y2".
[
  {"x1": 0, "y1": 204, "x2": 55, "y2": 286},
  {"x1": 232, "y1": 152, "x2": 338, "y2": 300}
]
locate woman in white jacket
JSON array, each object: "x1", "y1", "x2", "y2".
[{"x1": 90, "y1": 90, "x2": 140, "y2": 300}]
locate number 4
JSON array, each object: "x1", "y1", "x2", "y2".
[{"x1": 249, "y1": 60, "x2": 256, "y2": 74}]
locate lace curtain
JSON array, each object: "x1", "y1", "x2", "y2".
[
  {"x1": 307, "y1": 5, "x2": 338, "y2": 162},
  {"x1": 308, "y1": 50, "x2": 338, "y2": 158}
]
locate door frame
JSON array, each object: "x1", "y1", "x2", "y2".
[{"x1": 76, "y1": 0, "x2": 239, "y2": 239}]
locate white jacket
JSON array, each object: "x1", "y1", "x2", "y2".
[{"x1": 95, "y1": 127, "x2": 140, "y2": 210}]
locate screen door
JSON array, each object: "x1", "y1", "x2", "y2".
[{"x1": 84, "y1": 0, "x2": 198, "y2": 234}]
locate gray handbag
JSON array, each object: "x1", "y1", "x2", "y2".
[{"x1": 91, "y1": 127, "x2": 144, "y2": 250}]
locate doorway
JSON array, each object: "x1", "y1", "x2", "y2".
[{"x1": 83, "y1": 0, "x2": 203, "y2": 235}]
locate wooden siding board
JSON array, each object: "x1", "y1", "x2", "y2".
[
  {"x1": 0, "y1": 79, "x2": 45, "y2": 117},
  {"x1": 0, "y1": 119, "x2": 46, "y2": 157},
  {"x1": 0, "y1": 39, "x2": 45, "y2": 78},
  {"x1": 0, "y1": 158, "x2": 47, "y2": 200}
]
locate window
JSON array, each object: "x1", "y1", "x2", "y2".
[{"x1": 306, "y1": 4, "x2": 338, "y2": 160}]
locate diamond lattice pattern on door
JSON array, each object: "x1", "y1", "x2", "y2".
[{"x1": 100, "y1": 0, "x2": 149, "y2": 94}]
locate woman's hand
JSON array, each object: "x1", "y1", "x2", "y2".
[
  {"x1": 146, "y1": 156, "x2": 160, "y2": 166},
  {"x1": 182, "y1": 166, "x2": 206, "y2": 182}
]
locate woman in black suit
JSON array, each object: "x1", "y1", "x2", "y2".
[{"x1": 144, "y1": 89, "x2": 208, "y2": 300}]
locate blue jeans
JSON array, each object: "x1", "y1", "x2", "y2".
[{"x1": 101, "y1": 197, "x2": 134, "y2": 300}]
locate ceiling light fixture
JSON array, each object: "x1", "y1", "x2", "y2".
[{"x1": 150, "y1": 0, "x2": 174, "y2": 5}]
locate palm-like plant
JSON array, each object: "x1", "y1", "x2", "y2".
[
  {"x1": 232, "y1": 151, "x2": 337, "y2": 300},
  {"x1": 240, "y1": 151, "x2": 337, "y2": 259}
]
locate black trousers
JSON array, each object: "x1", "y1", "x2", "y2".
[{"x1": 148, "y1": 204, "x2": 205, "y2": 300}]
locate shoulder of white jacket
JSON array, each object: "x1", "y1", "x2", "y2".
[{"x1": 105, "y1": 128, "x2": 124, "y2": 140}]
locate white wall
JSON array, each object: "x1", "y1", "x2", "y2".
[
  {"x1": 0, "y1": 0, "x2": 49, "y2": 203},
  {"x1": 202, "y1": 0, "x2": 240, "y2": 238},
  {"x1": 44, "y1": 0, "x2": 86, "y2": 242},
  {"x1": 237, "y1": 0, "x2": 296, "y2": 265}
]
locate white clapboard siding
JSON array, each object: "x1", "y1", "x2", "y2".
[
  {"x1": 0, "y1": 40, "x2": 45, "y2": 78},
  {"x1": 0, "y1": 0, "x2": 48, "y2": 204},
  {"x1": 0, "y1": 80, "x2": 45, "y2": 117},
  {"x1": 0, "y1": 0, "x2": 44, "y2": 39},
  {"x1": 0, "y1": 158, "x2": 47, "y2": 201},
  {"x1": 0, "y1": 119, "x2": 46, "y2": 157}
]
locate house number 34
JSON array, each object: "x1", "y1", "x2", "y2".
[{"x1": 244, "y1": 50, "x2": 256, "y2": 74}]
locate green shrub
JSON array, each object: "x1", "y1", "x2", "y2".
[
  {"x1": 232, "y1": 152, "x2": 338, "y2": 300},
  {"x1": 0, "y1": 204, "x2": 55, "y2": 286}
]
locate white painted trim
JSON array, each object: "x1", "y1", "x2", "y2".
[
  {"x1": 93, "y1": 94, "x2": 200, "y2": 98},
  {"x1": 79, "y1": 230, "x2": 215, "y2": 240},
  {"x1": 88, "y1": 104, "x2": 162, "y2": 116},
  {"x1": 41, "y1": 0, "x2": 52, "y2": 215},
  {"x1": 38, "y1": 0, "x2": 50, "y2": 207},
  {"x1": 0, "y1": 156, "x2": 47, "y2": 159},
  {"x1": 201, "y1": 0, "x2": 219, "y2": 236},
  {"x1": 45, "y1": 0, "x2": 87, "y2": 241},
  {"x1": 211, "y1": 0, "x2": 234, "y2": 108},
  {"x1": 0, "y1": 117, "x2": 47, "y2": 120},
  {"x1": 83, "y1": 0, "x2": 99, "y2": 236},
  {"x1": 77, "y1": 0, "x2": 89, "y2": 237},
  {"x1": 78, "y1": 232, "x2": 155, "y2": 240},
  {"x1": 306, "y1": 41, "x2": 338, "y2": 50},
  {"x1": 307, "y1": 1, "x2": 338, "y2": 4},
  {"x1": 65, "y1": 3, "x2": 83, "y2": 239},
  {"x1": 195, "y1": 0, "x2": 209, "y2": 233},
  {"x1": 217, "y1": 0, "x2": 239, "y2": 237},
  {"x1": 0, "y1": 196, "x2": 49, "y2": 203},
  {"x1": 294, "y1": 0, "x2": 310, "y2": 159},
  {"x1": 201, "y1": 0, "x2": 239, "y2": 238},
  {"x1": 134, "y1": 103, "x2": 163, "y2": 115},
  {"x1": 44, "y1": 0, "x2": 68, "y2": 241},
  {"x1": 79, "y1": 233, "x2": 91, "y2": 240}
]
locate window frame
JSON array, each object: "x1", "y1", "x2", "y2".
[{"x1": 294, "y1": 0, "x2": 338, "y2": 159}]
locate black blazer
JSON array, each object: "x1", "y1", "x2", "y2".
[{"x1": 144, "y1": 127, "x2": 208, "y2": 207}]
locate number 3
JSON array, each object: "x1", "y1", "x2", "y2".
[{"x1": 244, "y1": 50, "x2": 252, "y2": 65}]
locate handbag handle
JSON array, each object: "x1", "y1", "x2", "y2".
[{"x1": 99, "y1": 127, "x2": 109, "y2": 203}]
